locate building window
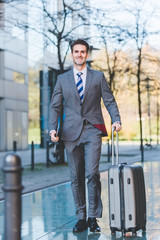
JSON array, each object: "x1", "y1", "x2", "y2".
[
  {"x1": 0, "y1": 49, "x2": 4, "y2": 79},
  {"x1": 0, "y1": 1, "x2": 4, "y2": 30},
  {"x1": 13, "y1": 72, "x2": 25, "y2": 84}
]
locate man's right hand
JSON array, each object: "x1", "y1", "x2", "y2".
[{"x1": 50, "y1": 130, "x2": 59, "y2": 142}]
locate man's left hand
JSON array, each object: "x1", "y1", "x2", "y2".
[{"x1": 112, "y1": 122, "x2": 122, "y2": 132}]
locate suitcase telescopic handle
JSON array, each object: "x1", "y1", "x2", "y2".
[{"x1": 112, "y1": 127, "x2": 119, "y2": 165}]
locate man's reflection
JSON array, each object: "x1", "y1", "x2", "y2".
[{"x1": 42, "y1": 184, "x2": 75, "y2": 231}]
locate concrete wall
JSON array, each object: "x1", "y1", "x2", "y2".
[{"x1": 0, "y1": 2, "x2": 28, "y2": 151}]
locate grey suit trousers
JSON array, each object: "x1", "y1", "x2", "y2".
[{"x1": 64, "y1": 123, "x2": 103, "y2": 220}]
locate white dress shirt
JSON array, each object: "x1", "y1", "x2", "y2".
[{"x1": 73, "y1": 67, "x2": 87, "y2": 92}]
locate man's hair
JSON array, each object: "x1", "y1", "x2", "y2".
[{"x1": 70, "y1": 39, "x2": 90, "y2": 53}]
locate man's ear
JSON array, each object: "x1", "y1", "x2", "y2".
[{"x1": 86, "y1": 53, "x2": 89, "y2": 60}]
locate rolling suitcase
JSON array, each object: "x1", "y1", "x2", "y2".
[{"x1": 108, "y1": 128, "x2": 147, "y2": 237}]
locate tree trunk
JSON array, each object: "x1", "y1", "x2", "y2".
[
  {"x1": 157, "y1": 89, "x2": 159, "y2": 145},
  {"x1": 57, "y1": 38, "x2": 64, "y2": 73},
  {"x1": 137, "y1": 49, "x2": 144, "y2": 161}
]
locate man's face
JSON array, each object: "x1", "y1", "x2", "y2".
[{"x1": 71, "y1": 44, "x2": 89, "y2": 67}]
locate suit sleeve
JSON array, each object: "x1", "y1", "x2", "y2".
[
  {"x1": 101, "y1": 74, "x2": 121, "y2": 124},
  {"x1": 49, "y1": 76, "x2": 63, "y2": 132}
]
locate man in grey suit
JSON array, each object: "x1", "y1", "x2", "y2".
[{"x1": 49, "y1": 39, "x2": 122, "y2": 233}]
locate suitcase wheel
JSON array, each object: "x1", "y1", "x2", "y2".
[
  {"x1": 142, "y1": 227, "x2": 146, "y2": 232},
  {"x1": 132, "y1": 231, "x2": 137, "y2": 237},
  {"x1": 122, "y1": 229, "x2": 126, "y2": 237},
  {"x1": 111, "y1": 230, "x2": 116, "y2": 236},
  {"x1": 142, "y1": 227, "x2": 146, "y2": 235}
]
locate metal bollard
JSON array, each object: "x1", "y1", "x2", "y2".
[
  {"x1": 2, "y1": 153, "x2": 23, "y2": 240},
  {"x1": 46, "y1": 140, "x2": 50, "y2": 167},
  {"x1": 31, "y1": 141, "x2": 34, "y2": 170},
  {"x1": 107, "y1": 139, "x2": 110, "y2": 162},
  {"x1": 13, "y1": 141, "x2": 17, "y2": 152}
]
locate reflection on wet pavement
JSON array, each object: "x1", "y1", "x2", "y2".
[{"x1": 0, "y1": 161, "x2": 160, "y2": 239}]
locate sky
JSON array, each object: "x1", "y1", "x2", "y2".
[
  {"x1": 91, "y1": 0, "x2": 160, "y2": 49},
  {"x1": 27, "y1": 0, "x2": 160, "y2": 66}
]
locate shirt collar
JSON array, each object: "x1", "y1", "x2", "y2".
[{"x1": 73, "y1": 67, "x2": 87, "y2": 76}]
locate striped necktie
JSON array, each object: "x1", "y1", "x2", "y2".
[{"x1": 76, "y1": 72, "x2": 84, "y2": 102}]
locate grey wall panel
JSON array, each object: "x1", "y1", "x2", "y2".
[{"x1": 0, "y1": 99, "x2": 6, "y2": 151}]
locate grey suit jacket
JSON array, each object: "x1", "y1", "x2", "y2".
[{"x1": 49, "y1": 67, "x2": 121, "y2": 141}]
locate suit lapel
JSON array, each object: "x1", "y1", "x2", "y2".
[
  {"x1": 68, "y1": 69, "x2": 80, "y2": 102},
  {"x1": 68, "y1": 67, "x2": 93, "y2": 103},
  {"x1": 83, "y1": 68, "x2": 93, "y2": 102}
]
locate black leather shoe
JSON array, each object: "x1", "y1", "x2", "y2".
[
  {"x1": 73, "y1": 219, "x2": 87, "y2": 232},
  {"x1": 88, "y1": 218, "x2": 101, "y2": 232}
]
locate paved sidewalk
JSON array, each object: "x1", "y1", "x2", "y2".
[
  {"x1": 1, "y1": 142, "x2": 160, "y2": 239},
  {"x1": 0, "y1": 142, "x2": 160, "y2": 200}
]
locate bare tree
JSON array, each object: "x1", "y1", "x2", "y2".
[
  {"x1": 14, "y1": 0, "x2": 90, "y2": 72},
  {"x1": 114, "y1": 0, "x2": 160, "y2": 160},
  {"x1": 93, "y1": 23, "x2": 129, "y2": 93},
  {"x1": 90, "y1": 0, "x2": 160, "y2": 152},
  {"x1": 141, "y1": 49, "x2": 160, "y2": 145}
]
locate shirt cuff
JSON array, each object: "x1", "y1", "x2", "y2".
[
  {"x1": 49, "y1": 130, "x2": 56, "y2": 136},
  {"x1": 113, "y1": 121, "x2": 121, "y2": 125}
]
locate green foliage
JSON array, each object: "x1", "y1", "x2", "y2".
[{"x1": 28, "y1": 128, "x2": 40, "y2": 145}]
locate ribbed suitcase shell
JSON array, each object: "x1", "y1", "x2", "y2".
[{"x1": 108, "y1": 129, "x2": 146, "y2": 236}]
